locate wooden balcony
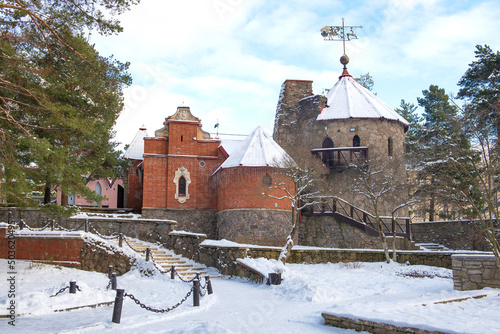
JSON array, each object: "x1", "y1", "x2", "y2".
[{"x1": 311, "y1": 146, "x2": 368, "y2": 171}]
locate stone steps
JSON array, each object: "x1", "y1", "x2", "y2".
[
  {"x1": 123, "y1": 238, "x2": 215, "y2": 280},
  {"x1": 416, "y1": 243, "x2": 451, "y2": 251}
]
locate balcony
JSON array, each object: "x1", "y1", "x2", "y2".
[{"x1": 311, "y1": 146, "x2": 368, "y2": 171}]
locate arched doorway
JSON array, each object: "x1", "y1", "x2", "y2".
[{"x1": 322, "y1": 137, "x2": 334, "y2": 169}]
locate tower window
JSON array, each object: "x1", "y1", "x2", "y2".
[
  {"x1": 179, "y1": 176, "x2": 186, "y2": 196},
  {"x1": 388, "y1": 137, "x2": 393, "y2": 156}
]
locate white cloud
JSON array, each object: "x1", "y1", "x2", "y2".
[{"x1": 94, "y1": 0, "x2": 500, "y2": 149}]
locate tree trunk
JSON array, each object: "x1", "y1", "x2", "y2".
[
  {"x1": 279, "y1": 203, "x2": 298, "y2": 265},
  {"x1": 61, "y1": 185, "x2": 68, "y2": 206},
  {"x1": 43, "y1": 183, "x2": 51, "y2": 204},
  {"x1": 429, "y1": 194, "x2": 435, "y2": 222}
]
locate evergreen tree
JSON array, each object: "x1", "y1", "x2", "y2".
[
  {"x1": 395, "y1": 99, "x2": 422, "y2": 168},
  {"x1": 415, "y1": 85, "x2": 472, "y2": 221},
  {"x1": 0, "y1": 1, "x2": 137, "y2": 207},
  {"x1": 457, "y1": 45, "x2": 500, "y2": 142}
]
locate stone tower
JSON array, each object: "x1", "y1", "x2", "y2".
[{"x1": 273, "y1": 61, "x2": 410, "y2": 217}]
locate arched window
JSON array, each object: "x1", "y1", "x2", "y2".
[
  {"x1": 353, "y1": 135, "x2": 360, "y2": 147},
  {"x1": 322, "y1": 137, "x2": 334, "y2": 169},
  {"x1": 95, "y1": 182, "x2": 102, "y2": 196},
  {"x1": 388, "y1": 137, "x2": 393, "y2": 156},
  {"x1": 179, "y1": 176, "x2": 186, "y2": 196}
]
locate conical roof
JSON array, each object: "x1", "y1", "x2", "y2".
[
  {"x1": 123, "y1": 127, "x2": 148, "y2": 160},
  {"x1": 218, "y1": 127, "x2": 292, "y2": 169},
  {"x1": 317, "y1": 71, "x2": 409, "y2": 131}
]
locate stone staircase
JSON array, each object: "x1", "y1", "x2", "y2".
[
  {"x1": 415, "y1": 243, "x2": 451, "y2": 251},
  {"x1": 124, "y1": 239, "x2": 212, "y2": 280}
]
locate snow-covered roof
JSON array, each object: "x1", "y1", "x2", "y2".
[
  {"x1": 123, "y1": 127, "x2": 148, "y2": 160},
  {"x1": 317, "y1": 71, "x2": 409, "y2": 130},
  {"x1": 218, "y1": 127, "x2": 292, "y2": 169},
  {"x1": 220, "y1": 139, "x2": 244, "y2": 156}
]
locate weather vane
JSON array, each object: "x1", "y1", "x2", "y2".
[{"x1": 321, "y1": 18, "x2": 362, "y2": 62}]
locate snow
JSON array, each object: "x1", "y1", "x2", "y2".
[
  {"x1": 318, "y1": 75, "x2": 410, "y2": 129},
  {"x1": 2, "y1": 254, "x2": 500, "y2": 333},
  {"x1": 123, "y1": 127, "x2": 148, "y2": 160},
  {"x1": 216, "y1": 127, "x2": 293, "y2": 169}
]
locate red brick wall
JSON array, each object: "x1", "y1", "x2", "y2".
[
  {"x1": 144, "y1": 137, "x2": 168, "y2": 155},
  {"x1": 215, "y1": 167, "x2": 293, "y2": 211},
  {"x1": 127, "y1": 160, "x2": 143, "y2": 212},
  {"x1": 143, "y1": 155, "x2": 168, "y2": 208},
  {"x1": 0, "y1": 227, "x2": 83, "y2": 264}
]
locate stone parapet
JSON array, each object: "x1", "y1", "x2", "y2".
[
  {"x1": 452, "y1": 254, "x2": 500, "y2": 290},
  {"x1": 141, "y1": 208, "x2": 216, "y2": 238}
]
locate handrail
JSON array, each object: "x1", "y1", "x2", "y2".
[{"x1": 301, "y1": 196, "x2": 410, "y2": 238}]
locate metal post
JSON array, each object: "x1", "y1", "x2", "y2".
[
  {"x1": 111, "y1": 289, "x2": 124, "y2": 324},
  {"x1": 145, "y1": 248, "x2": 150, "y2": 262},
  {"x1": 205, "y1": 276, "x2": 213, "y2": 295},
  {"x1": 51, "y1": 220, "x2": 55, "y2": 231},
  {"x1": 108, "y1": 265, "x2": 113, "y2": 279},
  {"x1": 84, "y1": 219, "x2": 88, "y2": 233},
  {"x1": 111, "y1": 272, "x2": 117, "y2": 290},
  {"x1": 8, "y1": 211, "x2": 12, "y2": 224},
  {"x1": 118, "y1": 233, "x2": 123, "y2": 247},
  {"x1": 69, "y1": 281, "x2": 76, "y2": 294},
  {"x1": 19, "y1": 220, "x2": 24, "y2": 230},
  {"x1": 193, "y1": 280, "x2": 200, "y2": 307},
  {"x1": 170, "y1": 266, "x2": 175, "y2": 279}
]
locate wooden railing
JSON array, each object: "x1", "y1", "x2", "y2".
[
  {"x1": 301, "y1": 196, "x2": 411, "y2": 239},
  {"x1": 311, "y1": 147, "x2": 368, "y2": 171}
]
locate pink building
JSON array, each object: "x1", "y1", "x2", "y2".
[{"x1": 56, "y1": 177, "x2": 124, "y2": 208}]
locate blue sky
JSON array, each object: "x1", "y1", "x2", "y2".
[{"x1": 91, "y1": 0, "x2": 500, "y2": 149}]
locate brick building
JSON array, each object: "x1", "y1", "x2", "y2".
[{"x1": 124, "y1": 106, "x2": 294, "y2": 246}]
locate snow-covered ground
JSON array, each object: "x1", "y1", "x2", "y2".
[{"x1": 1, "y1": 255, "x2": 499, "y2": 333}]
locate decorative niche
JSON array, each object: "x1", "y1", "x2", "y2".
[{"x1": 173, "y1": 166, "x2": 191, "y2": 203}]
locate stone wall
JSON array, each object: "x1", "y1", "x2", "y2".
[
  {"x1": 66, "y1": 216, "x2": 177, "y2": 245},
  {"x1": 141, "y1": 208, "x2": 216, "y2": 238},
  {"x1": 81, "y1": 238, "x2": 135, "y2": 275},
  {"x1": 452, "y1": 254, "x2": 500, "y2": 291},
  {"x1": 300, "y1": 215, "x2": 382, "y2": 249},
  {"x1": 217, "y1": 209, "x2": 291, "y2": 247},
  {"x1": 412, "y1": 220, "x2": 490, "y2": 251},
  {"x1": 322, "y1": 313, "x2": 448, "y2": 334},
  {"x1": 0, "y1": 207, "x2": 66, "y2": 227}
]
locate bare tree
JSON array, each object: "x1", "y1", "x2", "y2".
[
  {"x1": 268, "y1": 153, "x2": 327, "y2": 264},
  {"x1": 350, "y1": 158, "x2": 410, "y2": 263}
]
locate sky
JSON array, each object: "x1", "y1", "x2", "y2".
[{"x1": 90, "y1": 0, "x2": 500, "y2": 150}]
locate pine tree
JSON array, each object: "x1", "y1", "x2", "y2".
[
  {"x1": 0, "y1": 1, "x2": 137, "y2": 207},
  {"x1": 416, "y1": 85, "x2": 472, "y2": 221},
  {"x1": 457, "y1": 45, "x2": 500, "y2": 142}
]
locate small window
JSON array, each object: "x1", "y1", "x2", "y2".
[
  {"x1": 388, "y1": 137, "x2": 393, "y2": 156},
  {"x1": 181, "y1": 135, "x2": 183, "y2": 142},
  {"x1": 199, "y1": 161, "x2": 206, "y2": 167},
  {"x1": 262, "y1": 174, "x2": 272, "y2": 186},
  {"x1": 179, "y1": 176, "x2": 186, "y2": 196}
]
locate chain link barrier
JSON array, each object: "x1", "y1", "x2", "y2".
[
  {"x1": 173, "y1": 268, "x2": 198, "y2": 283},
  {"x1": 124, "y1": 287, "x2": 193, "y2": 313},
  {"x1": 122, "y1": 236, "x2": 146, "y2": 253},
  {"x1": 88, "y1": 223, "x2": 119, "y2": 240},
  {"x1": 50, "y1": 284, "x2": 81, "y2": 297},
  {"x1": 21, "y1": 220, "x2": 53, "y2": 231},
  {"x1": 54, "y1": 221, "x2": 85, "y2": 232}
]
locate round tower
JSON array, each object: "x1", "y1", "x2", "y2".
[{"x1": 213, "y1": 127, "x2": 294, "y2": 246}]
